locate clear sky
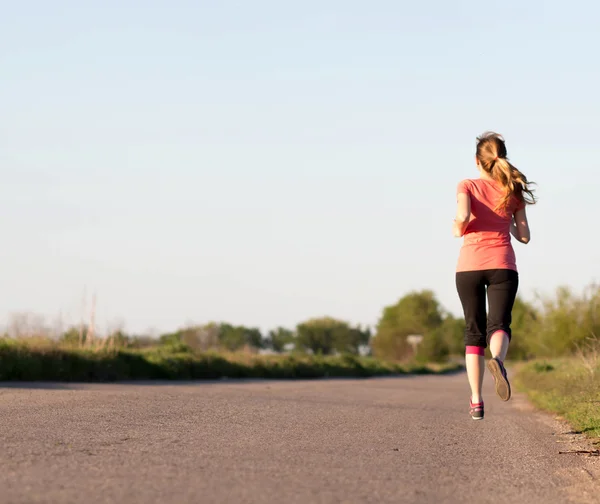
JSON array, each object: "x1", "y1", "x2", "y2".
[{"x1": 1, "y1": 0, "x2": 599, "y2": 336}]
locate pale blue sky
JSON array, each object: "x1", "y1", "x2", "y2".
[{"x1": 1, "y1": 1, "x2": 598, "y2": 336}]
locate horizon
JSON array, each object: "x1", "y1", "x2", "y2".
[{"x1": 2, "y1": 280, "x2": 594, "y2": 339}]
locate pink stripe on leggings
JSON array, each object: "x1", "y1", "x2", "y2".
[{"x1": 466, "y1": 346, "x2": 485, "y2": 356}]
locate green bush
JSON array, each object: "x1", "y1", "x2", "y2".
[
  {"x1": 0, "y1": 339, "x2": 463, "y2": 382},
  {"x1": 507, "y1": 284, "x2": 600, "y2": 360}
]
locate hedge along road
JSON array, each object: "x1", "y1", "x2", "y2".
[{"x1": 0, "y1": 372, "x2": 598, "y2": 504}]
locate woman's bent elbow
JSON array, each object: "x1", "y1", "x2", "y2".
[{"x1": 455, "y1": 213, "x2": 470, "y2": 224}]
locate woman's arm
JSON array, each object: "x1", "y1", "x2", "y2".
[
  {"x1": 452, "y1": 192, "x2": 471, "y2": 237},
  {"x1": 511, "y1": 207, "x2": 530, "y2": 244}
]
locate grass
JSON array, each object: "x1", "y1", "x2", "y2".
[
  {"x1": 514, "y1": 358, "x2": 600, "y2": 440},
  {"x1": 0, "y1": 338, "x2": 463, "y2": 382}
]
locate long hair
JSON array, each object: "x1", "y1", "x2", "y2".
[{"x1": 476, "y1": 131, "x2": 537, "y2": 211}]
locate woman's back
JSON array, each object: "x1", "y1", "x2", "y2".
[{"x1": 456, "y1": 178, "x2": 524, "y2": 273}]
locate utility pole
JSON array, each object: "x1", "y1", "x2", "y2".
[
  {"x1": 87, "y1": 293, "x2": 97, "y2": 348},
  {"x1": 79, "y1": 287, "x2": 87, "y2": 347}
]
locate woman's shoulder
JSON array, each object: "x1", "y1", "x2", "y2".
[
  {"x1": 456, "y1": 178, "x2": 478, "y2": 193},
  {"x1": 458, "y1": 177, "x2": 503, "y2": 191}
]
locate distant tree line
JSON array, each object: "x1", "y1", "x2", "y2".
[
  {"x1": 4, "y1": 283, "x2": 599, "y2": 362},
  {"x1": 156, "y1": 318, "x2": 372, "y2": 356},
  {"x1": 49, "y1": 290, "x2": 461, "y2": 362}
]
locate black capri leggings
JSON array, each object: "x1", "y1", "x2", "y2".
[{"x1": 455, "y1": 269, "x2": 519, "y2": 349}]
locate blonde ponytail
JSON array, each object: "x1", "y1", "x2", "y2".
[{"x1": 475, "y1": 132, "x2": 537, "y2": 212}]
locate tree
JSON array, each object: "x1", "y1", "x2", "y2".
[
  {"x1": 526, "y1": 284, "x2": 600, "y2": 358},
  {"x1": 371, "y1": 290, "x2": 444, "y2": 361},
  {"x1": 416, "y1": 326, "x2": 450, "y2": 363},
  {"x1": 159, "y1": 323, "x2": 220, "y2": 351},
  {"x1": 265, "y1": 327, "x2": 295, "y2": 352},
  {"x1": 219, "y1": 324, "x2": 264, "y2": 351},
  {"x1": 158, "y1": 323, "x2": 264, "y2": 352},
  {"x1": 296, "y1": 317, "x2": 370, "y2": 355},
  {"x1": 506, "y1": 296, "x2": 539, "y2": 360},
  {"x1": 187, "y1": 324, "x2": 221, "y2": 350},
  {"x1": 438, "y1": 314, "x2": 465, "y2": 356},
  {"x1": 338, "y1": 324, "x2": 371, "y2": 355}
]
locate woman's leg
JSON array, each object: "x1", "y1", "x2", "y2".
[
  {"x1": 486, "y1": 269, "x2": 519, "y2": 401},
  {"x1": 456, "y1": 271, "x2": 487, "y2": 412},
  {"x1": 487, "y1": 268, "x2": 519, "y2": 358},
  {"x1": 466, "y1": 350, "x2": 485, "y2": 406},
  {"x1": 489, "y1": 330, "x2": 510, "y2": 362}
]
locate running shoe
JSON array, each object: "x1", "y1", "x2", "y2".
[
  {"x1": 487, "y1": 357, "x2": 511, "y2": 401},
  {"x1": 470, "y1": 399, "x2": 484, "y2": 420}
]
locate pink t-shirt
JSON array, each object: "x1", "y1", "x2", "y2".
[{"x1": 456, "y1": 178, "x2": 525, "y2": 273}]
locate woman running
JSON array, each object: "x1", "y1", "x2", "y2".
[{"x1": 452, "y1": 131, "x2": 536, "y2": 420}]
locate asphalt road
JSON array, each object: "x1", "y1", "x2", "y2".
[{"x1": 0, "y1": 372, "x2": 598, "y2": 504}]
